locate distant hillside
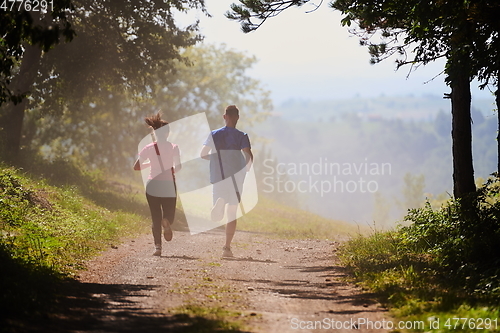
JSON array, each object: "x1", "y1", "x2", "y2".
[
  {"x1": 273, "y1": 94, "x2": 497, "y2": 122},
  {"x1": 250, "y1": 95, "x2": 498, "y2": 226}
]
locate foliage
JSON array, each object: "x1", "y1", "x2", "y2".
[
  {"x1": 253, "y1": 110, "x2": 443, "y2": 222},
  {"x1": 331, "y1": 0, "x2": 482, "y2": 199},
  {"x1": 401, "y1": 173, "x2": 426, "y2": 210},
  {"x1": 226, "y1": 0, "x2": 495, "y2": 77},
  {"x1": 0, "y1": 0, "x2": 208, "y2": 159},
  {"x1": 147, "y1": 43, "x2": 273, "y2": 130},
  {"x1": 468, "y1": 2, "x2": 500, "y2": 91},
  {"x1": 0, "y1": 162, "x2": 148, "y2": 270},
  {"x1": 0, "y1": 1, "x2": 75, "y2": 106},
  {"x1": 226, "y1": 0, "x2": 499, "y2": 199},
  {"x1": 330, "y1": 0, "x2": 500, "y2": 92},
  {"x1": 35, "y1": 0, "x2": 207, "y2": 114},
  {"x1": 226, "y1": 0, "x2": 309, "y2": 33},
  {"x1": 253, "y1": 96, "x2": 497, "y2": 223},
  {"x1": 23, "y1": 43, "x2": 271, "y2": 174},
  {"x1": 402, "y1": 176, "x2": 500, "y2": 296},
  {"x1": 0, "y1": 157, "x2": 356, "y2": 331}
]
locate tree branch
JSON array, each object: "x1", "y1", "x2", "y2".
[{"x1": 226, "y1": 0, "x2": 310, "y2": 33}]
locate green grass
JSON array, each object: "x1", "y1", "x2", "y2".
[
  {"x1": 17, "y1": 156, "x2": 500, "y2": 333},
  {"x1": 169, "y1": 305, "x2": 248, "y2": 332},
  {"x1": 5, "y1": 155, "x2": 499, "y2": 333},
  {"x1": 237, "y1": 193, "x2": 365, "y2": 240},
  {"x1": 0, "y1": 162, "x2": 149, "y2": 326},
  {"x1": 165, "y1": 265, "x2": 254, "y2": 332},
  {"x1": 338, "y1": 224, "x2": 500, "y2": 332},
  {"x1": 0, "y1": 165, "x2": 148, "y2": 273}
]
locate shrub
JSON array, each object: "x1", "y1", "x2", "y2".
[{"x1": 401, "y1": 176, "x2": 500, "y2": 299}]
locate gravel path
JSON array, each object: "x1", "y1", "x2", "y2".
[{"x1": 40, "y1": 228, "x2": 391, "y2": 332}]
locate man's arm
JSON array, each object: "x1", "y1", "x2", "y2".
[
  {"x1": 200, "y1": 145, "x2": 212, "y2": 160},
  {"x1": 242, "y1": 147, "x2": 253, "y2": 172},
  {"x1": 173, "y1": 146, "x2": 182, "y2": 173}
]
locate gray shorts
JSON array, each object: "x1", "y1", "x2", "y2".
[{"x1": 213, "y1": 174, "x2": 245, "y2": 205}]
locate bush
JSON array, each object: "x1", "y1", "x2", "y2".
[
  {"x1": 402, "y1": 176, "x2": 500, "y2": 298},
  {"x1": 338, "y1": 177, "x2": 500, "y2": 329}
]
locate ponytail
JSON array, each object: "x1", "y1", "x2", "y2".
[{"x1": 144, "y1": 111, "x2": 168, "y2": 130}]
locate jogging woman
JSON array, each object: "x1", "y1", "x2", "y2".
[{"x1": 134, "y1": 112, "x2": 181, "y2": 256}]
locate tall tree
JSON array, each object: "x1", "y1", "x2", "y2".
[
  {"x1": 147, "y1": 43, "x2": 272, "y2": 128},
  {"x1": 0, "y1": 0, "x2": 206, "y2": 161},
  {"x1": 226, "y1": 0, "x2": 498, "y2": 198},
  {"x1": 0, "y1": 3, "x2": 75, "y2": 160}
]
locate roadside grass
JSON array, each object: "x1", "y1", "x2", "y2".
[
  {"x1": 338, "y1": 179, "x2": 500, "y2": 333},
  {"x1": 169, "y1": 305, "x2": 248, "y2": 332},
  {"x1": 166, "y1": 265, "x2": 257, "y2": 332},
  {"x1": 339, "y1": 232, "x2": 500, "y2": 332},
  {"x1": 0, "y1": 162, "x2": 149, "y2": 327}
]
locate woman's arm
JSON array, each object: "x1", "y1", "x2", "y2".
[
  {"x1": 133, "y1": 158, "x2": 141, "y2": 171},
  {"x1": 133, "y1": 158, "x2": 150, "y2": 170}
]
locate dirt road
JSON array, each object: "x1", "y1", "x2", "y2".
[{"x1": 42, "y1": 228, "x2": 391, "y2": 332}]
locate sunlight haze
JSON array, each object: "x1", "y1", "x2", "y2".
[
  {"x1": 184, "y1": 0, "x2": 493, "y2": 103},
  {"x1": 174, "y1": 0, "x2": 498, "y2": 225}
]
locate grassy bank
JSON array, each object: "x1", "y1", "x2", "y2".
[
  {"x1": 237, "y1": 193, "x2": 363, "y2": 241},
  {"x1": 0, "y1": 161, "x2": 149, "y2": 328},
  {"x1": 338, "y1": 178, "x2": 500, "y2": 332}
]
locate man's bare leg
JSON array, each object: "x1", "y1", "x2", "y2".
[{"x1": 223, "y1": 204, "x2": 238, "y2": 257}]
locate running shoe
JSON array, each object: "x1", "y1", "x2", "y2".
[
  {"x1": 211, "y1": 198, "x2": 226, "y2": 222},
  {"x1": 222, "y1": 246, "x2": 233, "y2": 258}
]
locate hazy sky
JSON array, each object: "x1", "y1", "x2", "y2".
[{"x1": 182, "y1": 0, "x2": 494, "y2": 104}]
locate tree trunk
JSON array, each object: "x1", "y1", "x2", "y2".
[
  {"x1": 497, "y1": 72, "x2": 500, "y2": 175},
  {"x1": 447, "y1": 18, "x2": 476, "y2": 199},
  {"x1": 450, "y1": 66, "x2": 476, "y2": 198},
  {"x1": 0, "y1": 44, "x2": 43, "y2": 162},
  {"x1": 0, "y1": 11, "x2": 45, "y2": 162}
]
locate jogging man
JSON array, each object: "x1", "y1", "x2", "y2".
[{"x1": 200, "y1": 105, "x2": 253, "y2": 257}]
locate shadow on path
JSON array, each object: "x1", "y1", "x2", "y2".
[
  {"x1": 228, "y1": 264, "x2": 381, "y2": 314},
  {"x1": 4, "y1": 280, "x2": 249, "y2": 333}
]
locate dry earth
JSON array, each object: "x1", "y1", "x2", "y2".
[{"x1": 36, "y1": 227, "x2": 393, "y2": 333}]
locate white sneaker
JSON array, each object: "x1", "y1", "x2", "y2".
[
  {"x1": 222, "y1": 246, "x2": 233, "y2": 258},
  {"x1": 211, "y1": 198, "x2": 226, "y2": 222},
  {"x1": 162, "y1": 218, "x2": 173, "y2": 241}
]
